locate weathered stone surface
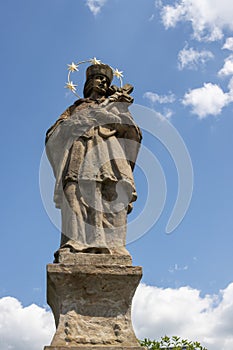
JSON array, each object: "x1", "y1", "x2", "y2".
[
  {"x1": 44, "y1": 63, "x2": 144, "y2": 350},
  {"x1": 46, "y1": 258, "x2": 142, "y2": 348},
  {"x1": 46, "y1": 63, "x2": 142, "y2": 253},
  {"x1": 44, "y1": 347, "x2": 144, "y2": 350},
  {"x1": 55, "y1": 249, "x2": 132, "y2": 266}
]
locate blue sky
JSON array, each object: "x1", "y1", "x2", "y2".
[{"x1": 1, "y1": 1, "x2": 233, "y2": 349}]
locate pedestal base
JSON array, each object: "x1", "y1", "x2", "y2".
[
  {"x1": 45, "y1": 254, "x2": 142, "y2": 349},
  {"x1": 45, "y1": 347, "x2": 143, "y2": 350}
]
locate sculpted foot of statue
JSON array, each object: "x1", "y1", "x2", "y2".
[{"x1": 54, "y1": 241, "x2": 131, "y2": 264}]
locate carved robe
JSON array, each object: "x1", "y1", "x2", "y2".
[{"x1": 46, "y1": 98, "x2": 141, "y2": 254}]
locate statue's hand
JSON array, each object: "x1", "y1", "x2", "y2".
[{"x1": 108, "y1": 91, "x2": 133, "y2": 104}]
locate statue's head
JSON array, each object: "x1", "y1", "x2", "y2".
[{"x1": 83, "y1": 64, "x2": 113, "y2": 98}]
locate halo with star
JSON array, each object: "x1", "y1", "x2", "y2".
[{"x1": 65, "y1": 57, "x2": 124, "y2": 98}]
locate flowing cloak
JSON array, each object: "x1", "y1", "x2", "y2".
[{"x1": 46, "y1": 98, "x2": 142, "y2": 212}]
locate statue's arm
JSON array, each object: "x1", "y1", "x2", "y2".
[{"x1": 45, "y1": 104, "x2": 77, "y2": 143}]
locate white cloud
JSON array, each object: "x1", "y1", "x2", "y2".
[
  {"x1": 144, "y1": 91, "x2": 176, "y2": 104},
  {"x1": 160, "y1": 0, "x2": 233, "y2": 42},
  {"x1": 168, "y1": 263, "x2": 189, "y2": 273},
  {"x1": 155, "y1": 109, "x2": 174, "y2": 120},
  {"x1": 227, "y1": 76, "x2": 233, "y2": 94},
  {"x1": 143, "y1": 92, "x2": 175, "y2": 118},
  {"x1": 182, "y1": 82, "x2": 233, "y2": 118},
  {"x1": 0, "y1": 297, "x2": 54, "y2": 350},
  {"x1": 218, "y1": 55, "x2": 233, "y2": 77},
  {"x1": 178, "y1": 46, "x2": 214, "y2": 70},
  {"x1": 132, "y1": 283, "x2": 233, "y2": 350},
  {"x1": 3, "y1": 283, "x2": 233, "y2": 350},
  {"x1": 222, "y1": 37, "x2": 233, "y2": 51},
  {"x1": 155, "y1": 0, "x2": 163, "y2": 7},
  {"x1": 86, "y1": 0, "x2": 107, "y2": 16},
  {"x1": 163, "y1": 108, "x2": 174, "y2": 119}
]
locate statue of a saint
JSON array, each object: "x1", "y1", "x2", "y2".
[{"x1": 46, "y1": 64, "x2": 142, "y2": 255}]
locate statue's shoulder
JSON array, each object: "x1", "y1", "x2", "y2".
[{"x1": 45, "y1": 99, "x2": 90, "y2": 142}]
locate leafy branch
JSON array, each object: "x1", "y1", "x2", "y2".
[{"x1": 140, "y1": 336, "x2": 207, "y2": 350}]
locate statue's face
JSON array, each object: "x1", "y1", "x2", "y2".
[{"x1": 91, "y1": 74, "x2": 109, "y2": 95}]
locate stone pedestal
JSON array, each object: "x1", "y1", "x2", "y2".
[
  {"x1": 44, "y1": 252, "x2": 142, "y2": 350},
  {"x1": 45, "y1": 347, "x2": 143, "y2": 350}
]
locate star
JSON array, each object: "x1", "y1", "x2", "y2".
[
  {"x1": 90, "y1": 57, "x2": 101, "y2": 65},
  {"x1": 113, "y1": 68, "x2": 123, "y2": 79},
  {"x1": 67, "y1": 62, "x2": 79, "y2": 72},
  {"x1": 65, "y1": 81, "x2": 77, "y2": 92}
]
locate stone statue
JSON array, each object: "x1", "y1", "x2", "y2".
[
  {"x1": 46, "y1": 63, "x2": 142, "y2": 256},
  {"x1": 44, "y1": 63, "x2": 145, "y2": 350}
]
